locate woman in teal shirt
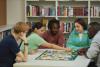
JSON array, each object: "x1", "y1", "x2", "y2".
[
  {"x1": 66, "y1": 18, "x2": 90, "y2": 55},
  {"x1": 21, "y1": 22, "x2": 71, "y2": 54}
]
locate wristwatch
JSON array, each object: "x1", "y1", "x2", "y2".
[{"x1": 24, "y1": 43, "x2": 29, "y2": 46}]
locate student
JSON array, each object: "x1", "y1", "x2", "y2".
[
  {"x1": 42, "y1": 18, "x2": 65, "y2": 47},
  {"x1": 20, "y1": 22, "x2": 71, "y2": 54},
  {"x1": 0, "y1": 22, "x2": 29, "y2": 67},
  {"x1": 66, "y1": 18, "x2": 90, "y2": 55},
  {"x1": 87, "y1": 22, "x2": 100, "y2": 67}
]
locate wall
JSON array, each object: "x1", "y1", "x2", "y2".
[
  {"x1": 7, "y1": 0, "x2": 25, "y2": 25},
  {"x1": 0, "y1": 0, "x2": 6, "y2": 26}
]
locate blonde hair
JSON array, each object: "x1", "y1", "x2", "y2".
[{"x1": 13, "y1": 22, "x2": 29, "y2": 34}]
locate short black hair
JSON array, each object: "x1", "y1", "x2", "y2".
[
  {"x1": 32, "y1": 22, "x2": 43, "y2": 31},
  {"x1": 89, "y1": 22, "x2": 100, "y2": 33},
  {"x1": 26, "y1": 22, "x2": 43, "y2": 37},
  {"x1": 48, "y1": 18, "x2": 60, "y2": 29},
  {"x1": 88, "y1": 22, "x2": 100, "y2": 39},
  {"x1": 75, "y1": 18, "x2": 87, "y2": 30}
]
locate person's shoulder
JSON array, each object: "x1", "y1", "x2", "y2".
[
  {"x1": 43, "y1": 31, "x2": 50, "y2": 37},
  {"x1": 1, "y1": 34, "x2": 15, "y2": 45},
  {"x1": 97, "y1": 31, "x2": 100, "y2": 35},
  {"x1": 3, "y1": 34, "x2": 14, "y2": 41},
  {"x1": 92, "y1": 31, "x2": 100, "y2": 43},
  {"x1": 28, "y1": 33, "x2": 40, "y2": 38},
  {"x1": 70, "y1": 29, "x2": 76, "y2": 34},
  {"x1": 93, "y1": 31, "x2": 100, "y2": 38},
  {"x1": 58, "y1": 31, "x2": 64, "y2": 35}
]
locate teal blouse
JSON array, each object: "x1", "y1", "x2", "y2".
[{"x1": 66, "y1": 29, "x2": 90, "y2": 51}]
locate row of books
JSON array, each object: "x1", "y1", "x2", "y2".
[
  {"x1": 26, "y1": 5, "x2": 55, "y2": 16},
  {"x1": 90, "y1": 6, "x2": 100, "y2": 17},
  {"x1": 60, "y1": 21, "x2": 74, "y2": 33},
  {"x1": 57, "y1": 6, "x2": 88, "y2": 16},
  {"x1": 26, "y1": 5, "x2": 88, "y2": 17}
]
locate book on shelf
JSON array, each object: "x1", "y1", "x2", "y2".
[
  {"x1": 29, "y1": 5, "x2": 32, "y2": 16},
  {"x1": 49, "y1": 7, "x2": 55, "y2": 16},
  {"x1": 26, "y1": 5, "x2": 30, "y2": 16},
  {"x1": 71, "y1": 7, "x2": 88, "y2": 16},
  {"x1": 57, "y1": 5, "x2": 68, "y2": 16},
  {"x1": 57, "y1": 1, "x2": 60, "y2": 16},
  {"x1": 63, "y1": 6, "x2": 68, "y2": 16},
  {"x1": 41, "y1": 18, "x2": 48, "y2": 26},
  {"x1": 57, "y1": 5, "x2": 88, "y2": 17},
  {"x1": 90, "y1": 6, "x2": 100, "y2": 17},
  {"x1": 60, "y1": 20, "x2": 74, "y2": 33},
  {"x1": 68, "y1": 6, "x2": 73, "y2": 16},
  {"x1": 26, "y1": 5, "x2": 55, "y2": 16},
  {"x1": 41, "y1": 18, "x2": 48, "y2": 31},
  {"x1": 84, "y1": 7, "x2": 88, "y2": 16},
  {"x1": 32, "y1": 5, "x2": 36, "y2": 16},
  {"x1": 66, "y1": 21, "x2": 74, "y2": 32},
  {"x1": 73, "y1": 7, "x2": 84, "y2": 16}
]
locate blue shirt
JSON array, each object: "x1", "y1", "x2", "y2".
[{"x1": 0, "y1": 34, "x2": 20, "y2": 67}]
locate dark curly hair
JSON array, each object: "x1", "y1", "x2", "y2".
[
  {"x1": 48, "y1": 18, "x2": 60, "y2": 30},
  {"x1": 26, "y1": 22, "x2": 43, "y2": 37},
  {"x1": 88, "y1": 22, "x2": 100, "y2": 38},
  {"x1": 32, "y1": 22, "x2": 43, "y2": 31}
]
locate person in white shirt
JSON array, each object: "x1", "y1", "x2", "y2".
[{"x1": 87, "y1": 22, "x2": 100, "y2": 67}]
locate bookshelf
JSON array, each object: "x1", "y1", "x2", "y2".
[
  {"x1": 57, "y1": 0, "x2": 88, "y2": 33},
  {"x1": 90, "y1": 0, "x2": 100, "y2": 23},
  {"x1": 25, "y1": 0, "x2": 56, "y2": 22},
  {"x1": 25, "y1": 0, "x2": 100, "y2": 33}
]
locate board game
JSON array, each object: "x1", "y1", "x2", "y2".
[{"x1": 35, "y1": 50, "x2": 77, "y2": 61}]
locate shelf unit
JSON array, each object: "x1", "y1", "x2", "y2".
[
  {"x1": 25, "y1": 0, "x2": 56, "y2": 22},
  {"x1": 90, "y1": 0, "x2": 100, "y2": 23},
  {"x1": 25, "y1": 0, "x2": 100, "y2": 33}
]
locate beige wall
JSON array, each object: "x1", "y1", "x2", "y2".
[{"x1": 7, "y1": 0, "x2": 25, "y2": 25}]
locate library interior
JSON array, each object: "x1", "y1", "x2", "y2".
[{"x1": 0, "y1": 0, "x2": 100, "y2": 67}]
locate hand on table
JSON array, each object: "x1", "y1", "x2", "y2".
[
  {"x1": 65, "y1": 48, "x2": 72, "y2": 52},
  {"x1": 78, "y1": 48, "x2": 87, "y2": 55}
]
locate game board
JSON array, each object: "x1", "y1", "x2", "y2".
[{"x1": 35, "y1": 50, "x2": 77, "y2": 61}]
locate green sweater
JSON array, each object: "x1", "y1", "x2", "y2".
[{"x1": 20, "y1": 33, "x2": 47, "y2": 53}]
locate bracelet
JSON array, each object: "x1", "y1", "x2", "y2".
[{"x1": 24, "y1": 43, "x2": 29, "y2": 46}]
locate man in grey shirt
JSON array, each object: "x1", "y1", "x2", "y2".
[{"x1": 87, "y1": 22, "x2": 100, "y2": 67}]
